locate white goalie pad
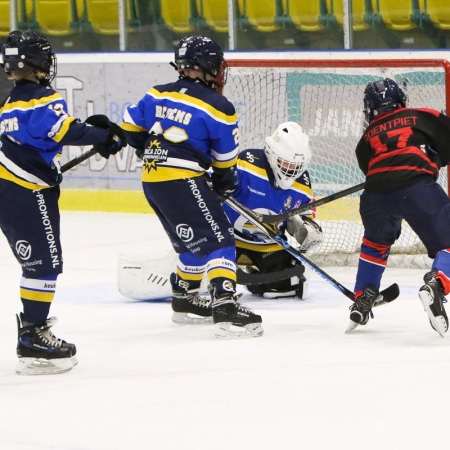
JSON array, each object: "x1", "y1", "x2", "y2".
[{"x1": 117, "y1": 251, "x2": 178, "y2": 301}]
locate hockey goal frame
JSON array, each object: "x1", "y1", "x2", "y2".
[
  {"x1": 224, "y1": 58, "x2": 450, "y2": 267},
  {"x1": 226, "y1": 58, "x2": 450, "y2": 193}
]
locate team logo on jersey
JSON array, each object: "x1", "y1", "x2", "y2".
[
  {"x1": 284, "y1": 196, "x2": 293, "y2": 211},
  {"x1": 15, "y1": 240, "x2": 32, "y2": 260},
  {"x1": 245, "y1": 151, "x2": 257, "y2": 163},
  {"x1": 176, "y1": 224, "x2": 194, "y2": 242}
]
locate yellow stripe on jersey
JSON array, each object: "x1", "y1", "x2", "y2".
[
  {"x1": 141, "y1": 165, "x2": 204, "y2": 182},
  {"x1": 120, "y1": 121, "x2": 146, "y2": 132},
  {"x1": 148, "y1": 88, "x2": 237, "y2": 125},
  {"x1": 52, "y1": 117, "x2": 76, "y2": 143},
  {"x1": 0, "y1": 93, "x2": 63, "y2": 113},
  {"x1": 0, "y1": 164, "x2": 51, "y2": 190},
  {"x1": 238, "y1": 159, "x2": 268, "y2": 180},
  {"x1": 211, "y1": 156, "x2": 238, "y2": 169},
  {"x1": 20, "y1": 287, "x2": 55, "y2": 303}
]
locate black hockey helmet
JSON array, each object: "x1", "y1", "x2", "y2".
[
  {"x1": 173, "y1": 35, "x2": 227, "y2": 90},
  {"x1": 1, "y1": 30, "x2": 56, "y2": 83},
  {"x1": 363, "y1": 78, "x2": 406, "y2": 122}
]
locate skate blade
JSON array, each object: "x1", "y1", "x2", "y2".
[
  {"x1": 214, "y1": 322, "x2": 264, "y2": 339},
  {"x1": 345, "y1": 321, "x2": 359, "y2": 334},
  {"x1": 419, "y1": 290, "x2": 447, "y2": 338},
  {"x1": 172, "y1": 312, "x2": 213, "y2": 325},
  {"x1": 16, "y1": 357, "x2": 75, "y2": 376}
]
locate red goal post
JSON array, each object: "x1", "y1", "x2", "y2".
[{"x1": 224, "y1": 58, "x2": 450, "y2": 267}]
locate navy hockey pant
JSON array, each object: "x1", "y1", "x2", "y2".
[
  {"x1": 0, "y1": 181, "x2": 62, "y2": 324},
  {"x1": 360, "y1": 178, "x2": 450, "y2": 257}
]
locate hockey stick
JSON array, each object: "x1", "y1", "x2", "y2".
[
  {"x1": 238, "y1": 182, "x2": 365, "y2": 224},
  {"x1": 224, "y1": 195, "x2": 399, "y2": 304},
  {"x1": 60, "y1": 147, "x2": 99, "y2": 173}
]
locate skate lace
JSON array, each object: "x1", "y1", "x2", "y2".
[
  {"x1": 188, "y1": 292, "x2": 211, "y2": 309},
  {"x1": 36, "y1": 321, "x2": 63, "y2": 348}
]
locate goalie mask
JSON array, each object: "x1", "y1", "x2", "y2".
[
  {"x1": 264, "y1": 122, "x2": 311, "y2": 190},
  {"x1": 173, "y1": 35, "x2": 227, "y2": 91},
  {"x1": 1, "y1": 30, "x2": 56, "y2": 84},
  {"x1": 364, "y1": 78, "x2": 406, "y2": 123}
]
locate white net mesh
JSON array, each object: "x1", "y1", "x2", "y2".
[{"x1": 224, "y1": 60, "x2": 449, "y2": 267}]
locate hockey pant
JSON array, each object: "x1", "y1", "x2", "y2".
[
  {"x1": 0, "y1": 182, "x2": 62, "y2": 325},
  {"x1": 355, "y1": 178, "x2": 450, "y2": 294},
  {"x1": 142, "y1": 176, "x2": 237, "y2": 298}
]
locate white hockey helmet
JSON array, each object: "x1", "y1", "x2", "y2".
[{"x1": 264, "y1": 122, "x2": 311, "y2": 190}]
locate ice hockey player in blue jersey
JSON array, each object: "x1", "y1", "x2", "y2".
[
  {"x1": 223, "y1": 121, "x2": 323, "y2": 299},
  {"x1": 121, "y1": 35, "x2": 263, "y2": 339},
  {"x1": 0, "y1": 30, "x2": 127, "y2": 374},
  {"x1": 348, "y1": 78, "x2": 450, "y2": 336}
]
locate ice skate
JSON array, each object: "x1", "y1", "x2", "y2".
[
  {"x1": 209, "y1": 285, "x2": 263, "y2": 339},
  {"x1": 346, "y1": 287, "x2": 379, "y2": 333},
  {"x1": 171, "y1": 290, "x2": 213, "y2": 325},
  {"x1": 419, "y1": 271, "x2": 448, "y2": 337},
  {"x1": 16, "y1": 314, "x2": 77, "y2": 375}
]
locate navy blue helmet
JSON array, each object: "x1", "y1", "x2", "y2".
[
  {"x1": 363, "y1": 78, "x2": 406, "y2": 122},
  {"x1": 1, "y1": 30, "x2": 56, "y2": 84},
  {"x1": 173, "y1": 35, "x2": 227, "y2": 90}
]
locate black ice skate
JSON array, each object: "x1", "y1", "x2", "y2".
[
  {"x1": 16, "y1": 314, "x2": 77, "y2": 375},
  {"x1": 209, "y1": 285, "x2": 263, "y2": 339},
  {"x1": 419, "y1": 270, "x2": 448, "y2": 337},
  {"x1": 346, "y1": 287, "x2": 379, "y2": 333},
  {"x1": 171, "y1": 289, "x2": 213, "y2": 325}
]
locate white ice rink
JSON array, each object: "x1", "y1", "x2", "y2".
[{"x1": 0, "y1": 211, "x2": 449, "y2": 450}]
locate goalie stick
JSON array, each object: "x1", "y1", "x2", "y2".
[
  {"x1": 223, "y1": 195, "x2": 399, "y2": 305},
  {"x1": 235, "y1": 182, "x2": 365, "y2": 224}
]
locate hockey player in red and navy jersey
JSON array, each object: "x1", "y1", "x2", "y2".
[
  {"x1": 349, "y1": 78, "x2": 450, "y2": 336},
  {"x1": 223, "y1": 122, "x2": 323, "y2": 299},
  {"x1": 0, "y1": 30, "x2": 126, "y2": 374},
  {"x1": 122, "y1": 36, "x2": 263, "y2": 339}
]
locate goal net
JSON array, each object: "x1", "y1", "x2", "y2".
[{"x1": 224, "y1": 59, "x2": 450, "y2": 268}]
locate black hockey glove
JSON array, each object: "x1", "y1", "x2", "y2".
[
  {"x1": 85, "y1": 115, "x2": 127, "y2": 159},
  {"x1": 210, "y1": 168, "x2": 238, "y2": 201}
]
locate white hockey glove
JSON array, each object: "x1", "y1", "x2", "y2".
[{"x1": 286, "y1": 216, "x2": 323, "y2": 252}]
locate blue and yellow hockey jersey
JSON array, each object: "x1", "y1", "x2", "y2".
[
  {"x1": 0, "y1": 80, "x2": 109, "y2": 190},
  {"x1": 122, "y1": 77, "x2": 239, "y2": 183},
  {"x1": 223, "y1": 148, "x2": 315, "y2": 253}
]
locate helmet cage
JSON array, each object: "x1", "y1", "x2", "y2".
[
  {"x1": 363, "y1": 78, "x2": 406, "y2": 122},
  {"x1": 264, "y1": 122, "x2": 311, "y2": 190}
]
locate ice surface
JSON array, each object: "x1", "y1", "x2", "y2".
[{"x1": 0, "y1": 212, "x2": 448, "y2": 450}]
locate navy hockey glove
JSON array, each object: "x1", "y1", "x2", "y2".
[{"x1": 85, "y1": 115, "x2": 127, "y2": 159}]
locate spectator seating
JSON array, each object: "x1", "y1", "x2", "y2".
[
  {"x1": 34, "y1": 0, "x2": 78, "y2": 35},
  {"x1": 374, "y1": 0, "x2": 419, "y2": 30},
  {"x1": 237, "y1": 0, "x2": 280, "y2": 32},
  {"x1": 196, "y1": 0, "x2": 228, "y2": 33},
  {"x1": 420, "y1": 0, "x2": 450, "y2": 30},
  {"x1": 0, "y1": 0, "x2": 10, "y2": 36},
  {"x1": 281, "y1": 0, "x2": 326, "y2": 31},
  {"x1": 330, "y1": 0, "x2": 372, "y2": 31},
  {"x1": 159, "y1": 0, "x2": 195, "y2": 33}
]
